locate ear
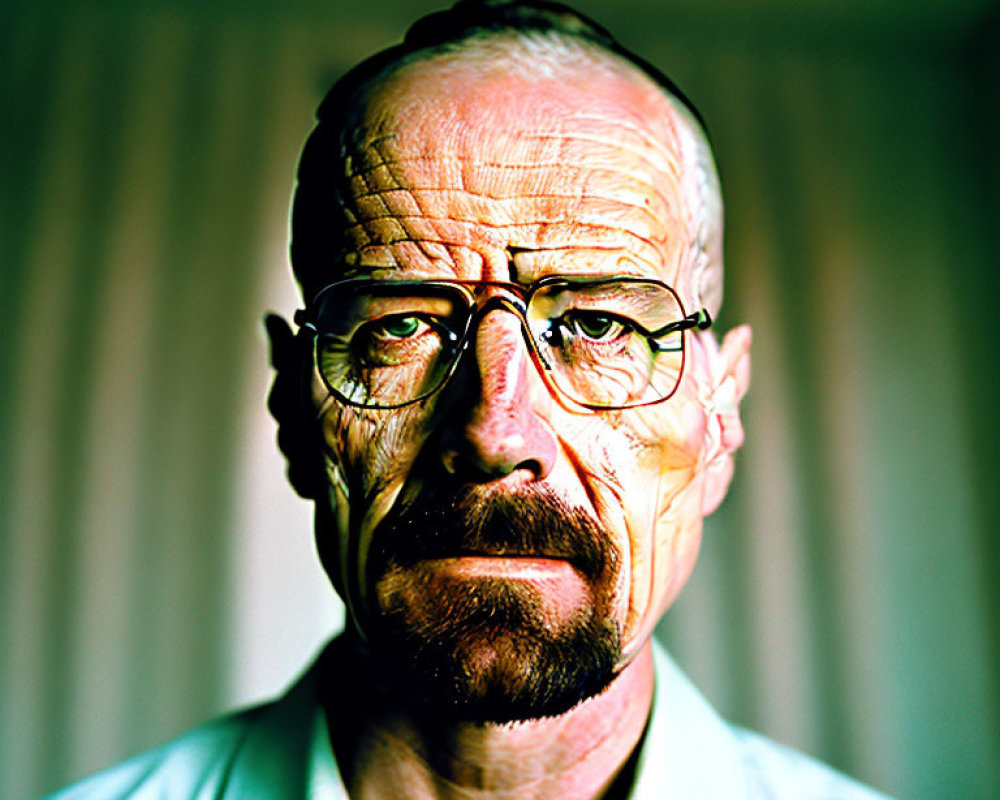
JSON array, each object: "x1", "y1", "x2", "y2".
[
  {"x1": 700, "y1": 325, "x2": 752, "y2": 516},
  {"x1": 265, "y1": 313, "x2": 326, "y2": 501}
]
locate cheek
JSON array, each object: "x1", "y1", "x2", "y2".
[
  {"x1": 321, "y1": 403, "x2": 427, "y2": 496},
  {"x1": 631, "y1": 387, "x2": 709, "y2": 468},
  {"x1": 316, "y1": 396, "x2": 431, "y2": 609},
  {"x1": 615, "y1": 395, "x2": 709, "y2": 654}
]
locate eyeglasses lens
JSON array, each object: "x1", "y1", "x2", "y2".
[
  {"x1": 313, "y1": 280, "x2": 686, "y2": 409},
  {"x1": 528, "y1": 281, "x2": 685, "y2": 408}
]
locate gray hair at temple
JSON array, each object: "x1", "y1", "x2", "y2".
[{"x1": 290, "y1": 0, "x2": 725, "y2": 316}]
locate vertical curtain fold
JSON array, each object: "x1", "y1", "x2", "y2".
[{"x1": 2, "y1": 6, "x2": 997, "y2": 799}]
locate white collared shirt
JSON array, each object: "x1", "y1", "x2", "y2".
[{"x1": 48, "y1": 639, "x2": 893, "y2": 799}]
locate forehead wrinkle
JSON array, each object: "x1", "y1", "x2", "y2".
[
  {"x1": 342, "y1": 152, "x2": 685, "y2": 254},
  {"x1": 345, "y1": 148, "x2": 411, "y2": 250},
  {"x1": 357, "y1": 242, "x2": 661, "y2": 265},
  {"x1": 511, "y1": 248, "x2": 669, "y2": 284},
  {"x1": 335, "y1": 51, "x2": 701, "y2": 290},
  {"x1": 341, "y1": 133, "x2": 686, "y2": 263},
  {"x1": 351, "y1": 80, "x2": 682, "y2": 177},
  {"x1": 518, "y1": 128, "x2": 683, "y2": 185},
  {"x1": 341, "y1": 245, "x2": 480, "y2": 280},
  {"x1": 348, "y1": 124, "x2": 682, "y2": 191},
  {"x1": 373, "y1": 133, "x2": 502, "y2": 259},
  {"x1": 343, "y1": 217, "x2": 666, "y2": 250},
  {"x1": 345, "y1": 155, "x2": 678, "y2": 208},
  {"x1": 347, "y1": 225, "x2": 676, "y2": 284},
  {"x1": 343, "y1": 239, "x2": 458, "y2": 275},
  {"x1": 345, "y1": 188, "x2": 677, "y2": 242}
]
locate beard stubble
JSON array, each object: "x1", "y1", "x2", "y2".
[{"x1": 364, "y1": 483, "x2": 623, "y2": 723}]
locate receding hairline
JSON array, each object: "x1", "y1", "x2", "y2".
[
  {"x1": 292, "y1": 19, "x2": 725, "y2": 315},
  {"x1": 326, "y1": 27, "x2": 706, "y2": 151}
]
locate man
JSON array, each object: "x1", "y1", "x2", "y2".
[{"x1": 50, "y1": 1, "x2": 891, "y2": 797}]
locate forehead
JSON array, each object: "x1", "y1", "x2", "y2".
[{"x1": 337, "y1": 40, "x2": 693, "y2": 285}]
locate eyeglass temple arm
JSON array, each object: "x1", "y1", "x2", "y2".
[
  {"x1": 650, "y1": 308, "x2": 713, "y2": 337},
  {"x1": 692, "y1": 308, "x2": 713, "y2": 330}
]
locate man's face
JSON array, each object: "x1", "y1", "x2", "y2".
[{"x1": 306, "y1": 47, "x2": 733, "y2": 720}]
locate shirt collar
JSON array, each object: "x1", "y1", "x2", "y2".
[
  {"x1": 629, "y1": 640, "x2": 750, "y2": 798},
  {"x1": 270, "y1": 637, "x2": 752, "y2": 799}
]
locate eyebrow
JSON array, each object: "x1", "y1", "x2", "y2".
[{"x1": 505, "y1": 245, "x2": 534, "y2": 283}]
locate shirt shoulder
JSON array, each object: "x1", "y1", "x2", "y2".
[
  {"x1": 43, "y1": 706, "x2": 270, "y2": 799},
  {"x1": 732, "y1": 726, "x2": 894, "y2": 800},
  {"x1": 638, "y1": 641, "x2": 895, "y2": 800},
  {"x1": 43, "y1": 650, "x2": 342, "y2": 800}
]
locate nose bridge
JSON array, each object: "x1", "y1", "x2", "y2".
[
  {"x1": 468, "y1": 287, "x2": 529, "y2": 327},
  {"x1": 471, "y1": 304, "x2": 533, "y2": 405},
  {"x1": 460, "y1": 285, "x2": 538, "y2": 392},
  {"x1": 439, "y1": 293, "x2": 557, "y2": 480}
]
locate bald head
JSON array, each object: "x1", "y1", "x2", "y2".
[
  {"x1": 291, "y1": 2, "x2": 723, "y2": 316},
  {"x1": 274, "y1": 4, "x2": 751, "y2": 722}
]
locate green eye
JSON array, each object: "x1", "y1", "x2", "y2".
[
  {"x1": 567, "y1": 312, "x2": 627, "y2": 341},
  {"x1": 379, "y1": 316, "x2": 423, "y2": 338}
]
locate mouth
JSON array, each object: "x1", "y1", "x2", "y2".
[
  {"x1": 419, "y1": 553, "x2": 578, "y2": 575},
  {"x1": 369, "y1": 483, "x2": 616, "y2": 590},
  {"x1": 403, "y1": 555, "x2": 592, "y2": 625},
  {"x1": 386, "y1": 520, "x2": 597, "y2": 573}
]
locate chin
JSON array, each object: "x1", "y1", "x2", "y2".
[{"x1": 367, "y1": 573, "x2": 622, "y2": 723}]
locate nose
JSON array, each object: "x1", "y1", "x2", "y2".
[{"x1": 439, "y1": 308, "x2": 558, "y2": 481}]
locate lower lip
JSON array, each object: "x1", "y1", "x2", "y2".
[
  {"x1": 416, "y1": 557, "x2": 590, "y2": 617},
  {"x1": 421, "y1": 556, "x2": 577, "y2": 579}
]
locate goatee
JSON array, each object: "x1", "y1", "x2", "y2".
[{"x1": 364, "y1": 483, "x2": 622, "y2": 723}]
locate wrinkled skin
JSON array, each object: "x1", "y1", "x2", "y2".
[{"x1": 275, "y1": 36, "x2": 751, "y2": 799}]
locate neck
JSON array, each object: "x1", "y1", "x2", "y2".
[{"x1": 323, "y1": 638, "x2": 655, "y2": 800}]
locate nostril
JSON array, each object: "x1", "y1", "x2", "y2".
[
  {"x1": 440, "y1": 446, "x2": 548, "y2": 482},
  {"x1": 513, "y1": 457, "x2": 547, "y2": 480}
]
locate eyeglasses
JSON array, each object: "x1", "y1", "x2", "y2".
[{"x1": 297, "y1": 276, "x2": 711, "y2": 411}]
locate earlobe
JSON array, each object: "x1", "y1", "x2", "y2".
[{"x1": 701, "y1": 325, "x2": 752, "y2": 516}]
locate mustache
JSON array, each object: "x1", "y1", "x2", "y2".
[{"x1": 370, "y1": 483, "x2": 616, "y2": 579}]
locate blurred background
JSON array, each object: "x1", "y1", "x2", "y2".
[{"x1": 2, "y1": 0, "x2": 998, "y2": 797}]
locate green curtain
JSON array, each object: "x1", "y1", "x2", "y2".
[{"x1": 2, "y1": 2, "x2": 997, "y2": 798}]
